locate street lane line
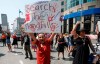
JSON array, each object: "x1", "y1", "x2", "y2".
[
  {"x1": 14, "y1": 53, "x2": 18, "y2": 55},
  {"x1": 19, "y1": 60, "x2": 24, "y2": 64}
]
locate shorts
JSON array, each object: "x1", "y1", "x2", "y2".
[
  {"x1": 68, "y1": 42, "x2": 73, "y2": 46},
  {"x1": 6, "y1": 39, "x2": 11, "y2": 44}
]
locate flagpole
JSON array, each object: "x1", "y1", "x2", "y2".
[
  {"x1": 17, "y1": 9, "x2": 20, "y2": 33},
  {"x1": 19, "y1": 9, "x2": 20, "y2": 18}
]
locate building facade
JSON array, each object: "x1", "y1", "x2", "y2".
[
  {"x1": 64, "y1": 0, "x2": 100, "y2": 34},
  {"x1": 51, "y1": 0, "x2": 66, "y2": 13},
  {"x1": 13, "y1": 17, "x2": 25, "y2": 33},
  {"x1": 1, "y1": 14, "x2": 9, "y2": 31},
  {"x1": 51, "y1": 0, "x2": 67, "y2": 33}
]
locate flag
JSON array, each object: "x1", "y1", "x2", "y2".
[
  {"x1": 25, "y1": 13, "x2": 30, "y2": 22},
  {"x1": 19, "y1": 9, "x2": 23, "y2": 15}
]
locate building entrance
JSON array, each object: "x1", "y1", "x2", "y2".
[
  {"x1": 84, "y1": 15, "x2": 91, "y2": 34},
  {"x1": 69, "y1": 18, "x2": 73, "y2": 33}
]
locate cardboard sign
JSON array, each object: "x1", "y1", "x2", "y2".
[{"x1": 23, "y1": 1, "x2": 61, "y2": 33}]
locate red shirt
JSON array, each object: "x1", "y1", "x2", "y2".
[
  {"x1": 13, "y1": 35, "x2": 17, "y2": 39},
  {"x1": 35, "y1": 39, "x2": 51, "y2": 64}
]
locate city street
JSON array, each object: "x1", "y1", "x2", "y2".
[
  {"x1": 0, "y1": 38, "x2": 73, "y2": 64},
  {"x1": 0, "y1": 0, "x2": 100, "y2": 64},
  {"x1": 0, "y1": 38, "x2": 99, "y2": 64}
]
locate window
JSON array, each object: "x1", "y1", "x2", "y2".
[
  {"x1": 73, "y1": 2, "x2": 76, "y2": 7},
  {"x1": 61, "y1": 1, "x2": 64, "y2": 5},
  {"x1": 83, "y1": 0, "x2": 87, "y2": 3},
  {"x1": 76, "y1": 0, "x2": 79, "y2": 5},
  {"x1": 61, "y1": 8, "x2": 64, "y2": 12},
  {"x1": 87, "y1": 0, "x2": 96, "y2": 2},
  {"x1": 88, "y1": 5, "x2": 95, "y2": 9}
]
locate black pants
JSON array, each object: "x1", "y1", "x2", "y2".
[
  {"x1": 2, "y1": 39, "x2": 6, "y2": 46},
  {"x1": 24, "y1": 45, "x2": 33, "y2": 58}
]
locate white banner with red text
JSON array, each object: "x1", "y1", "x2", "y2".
[{"x1": 23, "y1": 1, "x2": 61, "y2": 33}]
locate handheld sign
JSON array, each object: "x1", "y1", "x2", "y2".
[{"x1": 23, "y1": 1, "x2": 61, "y2": 33}]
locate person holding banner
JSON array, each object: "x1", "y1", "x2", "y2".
[
  {"x1": 29, "y1": 33, "x2": 55, "y2": 64},
  {"x1": 71, "y1": 22, "x2": 95, "y2": 64}
]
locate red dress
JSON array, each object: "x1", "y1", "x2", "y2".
[{"x1": 35, "y1": 39, "x2": 51, "y2": 64}]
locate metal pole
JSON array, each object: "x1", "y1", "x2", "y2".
[
  {"x1": 80, "y1": 0, "x2": 83, "y2": 29},
  {"x1": 17, "y1": 10, "x2": 20, "y2": 33}
]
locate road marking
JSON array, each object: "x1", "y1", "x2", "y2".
[
  {"x1": 19, "y1": 60, "x2": 24, "y2": 64},
  {"x1": 14, "y1": 53, "x2": 18, "y2": 55}
]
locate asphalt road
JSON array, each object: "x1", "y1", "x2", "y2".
[
  {"x1": 0, "y1": 39, "x2": 73, "y2": 64},
  {"x1": 0, "y1": 38, "x2": 99, "y2": 64}
]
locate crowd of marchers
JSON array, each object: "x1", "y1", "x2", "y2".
[{"x1": 0, "y1": 22, "x2": 100, "y2": 64}]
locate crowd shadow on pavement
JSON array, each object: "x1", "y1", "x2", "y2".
[
  {"x1": 63, "y1": 57, "x2": 73, "y2": 61},
  {"x1": 0, "y1": 45, "x2": 4, "y2": 47},
  {"x1": 51, "y1": 56, "x2": 55, "y2": 59},
  {"x1": 0, "y1": 53, "x2": 5, "y2": 57},
  {"x1": 14, "y1": 47, "x2": 23, "y2": 49},
  {"x1": 11, "y1": 51, "x2": 24, "y2": 55},
  {"x1": 51, "y1": 57, "x2": 73, "y2": 61}
]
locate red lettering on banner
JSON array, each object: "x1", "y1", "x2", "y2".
[
  {"x1": 26, "y1": 3, "x2": 57, "y2": 13},
  {"x1": 28, "y1": 24, "x2": 36, "y2": 32},
  {"x1": 50, "y1": 23, "x2": 58, "y2": 31},
  {"x1": 48, "y1": 14, "x2": 54, "y2": 22},
  {"x1": 25, "y1": 22, "x2": 58, "y2": 32}
]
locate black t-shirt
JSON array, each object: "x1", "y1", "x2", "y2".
[{"x1": 24, "y1": 35, "x2": 30, "y2": 45}]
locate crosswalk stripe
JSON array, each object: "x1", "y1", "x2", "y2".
[{"x1": 19, "y1": 60, "x2": 24, "y2": 64}]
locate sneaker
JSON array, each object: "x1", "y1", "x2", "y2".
[
  {"x1": 25, "y1": 57, "x2": 29, "y2": 59},
  {"x1": 57, "y1": 58, "x2": 60, "y2": 60},
  {"x1": 62, "y1": 57, "x2": 65, "y2": 60},
  {"x1": 30, "y1": 57, "x2": 33, "y2": 60}
]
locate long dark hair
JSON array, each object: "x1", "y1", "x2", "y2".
[{"x1": 7, "y1": 32, "x2": 11, "y2": 37}]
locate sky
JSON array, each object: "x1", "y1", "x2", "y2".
[{"x1": 0, "y1": 0, "x2": 49, "y2": 32}]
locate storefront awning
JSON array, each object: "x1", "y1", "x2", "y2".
[{"x1": 64, "y1": 8, "x2": 100, "y2": 20}]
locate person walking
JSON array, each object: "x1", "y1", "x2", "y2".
[
  {"x1": 24, "y1": 33, "x2": 33, "y2": 60},
  {"x1": 20, "y1": 34, "x2": 24, "y2": 47},
  {"x1": 57, "y1": 33, "x2": 66, "y2": 60},
  {"x1": 66, "y1": 33, "x2": 74, "y2": 57},
  {"x1": 12, "y1": 33, "x2": 18, "y2": 48},
  {"x1": 29, "y1": 33, "x2": 55, "y2": 64},
  {"x1": 6, "y1": 32, "x2": 12, "y2": 52}
]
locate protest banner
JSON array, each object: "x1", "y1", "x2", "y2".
[{"x1": 23, "y1": 1, "x2": 61, "y2": 33}]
